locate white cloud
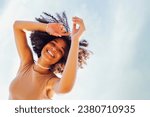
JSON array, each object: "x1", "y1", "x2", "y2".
[{"x1": 0, "y1": 0, "x2": 150, "y2": 100}]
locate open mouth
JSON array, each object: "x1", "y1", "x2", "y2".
[{"x1": 47, "y1": 50, "x2": 55, "y2": 58}]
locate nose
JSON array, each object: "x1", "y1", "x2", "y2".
[
  {"x1": 51, "y1": 47, "x2": 57, "y2": 53},
  {"x1": 52, "y1": 47, "x2": 55, "y2": 51},
  {"x1": 51, "y1": 47, "x2": 55, "y2": 51}
]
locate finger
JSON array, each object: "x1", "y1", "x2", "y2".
[
  {"x1": 72, "y1": 17, "x2": 77, "y2": 30},
  {"x1": 61, "y1": 27, "x2": 67, "y2": 32},
  {"x1": 72, "y1": 20, "x2": 82, "y2": 27},
  {"x1": 53, "y1": 32, "x2": 61, "y2": 37},
  {"x1": 61, "y1": 32, "x2": 71, "y2": 36},
  {"x1": 73, "y1": 20, "x2": 85, "y2": 29},
  {"x1": 72, "y1": 18, "x2": 83, "y2": 23},
  {"x1": 59, "y1": 25, "x2": 67, "y2": 32},
  {"x1": 73, "y1": 22, "x2": 77, "y2": 30},
  {"x1": 72, "y1": 16, "x2": 83, "y2": 21},
  {"x1": 72, "y1": 16, "x2": 80, "y2": 19}
]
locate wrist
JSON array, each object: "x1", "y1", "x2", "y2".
[
  {"x1": 71, "y1": 37, "x2": 80, "y2": 42},
  {"x1": 45, "y1": 23, "x2": 54, "y2": 35},
  {"x1": 71, "y1": 38, "x2": 79, "y2": 45},
  {"x1": 45, "y1": 23, "x2": 49, "y2": 33}
]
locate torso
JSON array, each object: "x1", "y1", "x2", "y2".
[{"x1": 9, "y1": 63, "x2": 57, "y2": 100}]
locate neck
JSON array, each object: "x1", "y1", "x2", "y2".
[
  {"x1": 35, "y1": 62, "x2": 49, "y2": 70},
  {"x1": 34, "y1": 58, "x2": 51, "y2": 74}
]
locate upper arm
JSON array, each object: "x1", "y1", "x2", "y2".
[
  {"x1": 46, "y1": 77, "x2": 71, "y2": 96},
  {"x1": 13, "y1": 21, "x2": 33, "y2": 66},
  {"x1": 46, "y1": 76, "x2": 72, "y2": 95}
]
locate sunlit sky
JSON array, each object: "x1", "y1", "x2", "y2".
[{"x1": 0, "y1": 0, "x2": 150, "y2": 100}]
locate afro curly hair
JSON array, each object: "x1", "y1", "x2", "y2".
[{"x1": 30, "y1": 12, "x2": 91, "y2": 75}]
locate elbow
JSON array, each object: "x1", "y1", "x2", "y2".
[
  {"x1": 62, "y1": 88, "x2": 72, "y2": 94},
  {"x1": 13, "y1": 21, "x2": 18, "y2": 29},
  {"x1": 57, "y1": 87, "x2": 73, "y2": 94},
  {"x1": 13, "y1": 20, "x2": 21, "y2": 29}
]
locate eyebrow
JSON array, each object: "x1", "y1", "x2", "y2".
[{"x1": 53, "y1": 40, "x2": 65, "y2": 54}]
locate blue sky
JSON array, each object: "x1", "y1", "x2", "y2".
[{"x1": 0, "y1": 0, "x2": 150, "y2": 99}]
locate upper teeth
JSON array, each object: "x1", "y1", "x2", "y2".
[{"x1": 48, "y1": 50, "x2": 54, "y2": 57}]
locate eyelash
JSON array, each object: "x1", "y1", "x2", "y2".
[
  {"x1": 57, "y1": 49, "x2": 63, "y2": 55},
  {"x1": 50, "y1": 42, "x2": 55, "y2": 46}
]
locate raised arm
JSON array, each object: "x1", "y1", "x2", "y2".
[
  {"x1": 13, "y1": 21, "x2": 68, "y2": 66},
  {"x1": 13, "y1": 21, "x2": 47, "y2": 66},
  {"x1": 52, "y1": 17, "x2": 86, "y2": 93}
]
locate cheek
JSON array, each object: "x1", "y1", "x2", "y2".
[
  {"x1": 41, "y1": 49, "x2": 45, "y2": 57},
  {"x1": 51, "y1": 55, "x2": 62, "y2": 65},
  {"x1": 53, "y1": 52, "x2": 63, "y2": 62},
  {"x1": 55, "y1": 53, "x2": 63, "y2": 61}
]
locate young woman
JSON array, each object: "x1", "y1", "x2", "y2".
[{"x1": 9, "y1": 12, "x2": 90, "y2": 100}]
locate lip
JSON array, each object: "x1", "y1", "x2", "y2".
[
  {"x1": 46, "y1": 49, "x2": 55, "y2": 58},
  {"x1": 48, "y1": 50, "x2": 54, "y2": 57}
]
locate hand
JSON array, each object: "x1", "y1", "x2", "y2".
[
  {"x1": 46, "y1": 23, "x2": 70, "y2": 37},
  {"x1": 71, "y1": 16, "x2": 85, "y2": 40}
]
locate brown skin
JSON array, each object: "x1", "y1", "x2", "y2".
[
  {"x1": 13, "y1": 16, "x2": 85, "y2": 98},
  {"x1": 39, "y1": 39, "x2": 67, "y2": 68},
  {"x1": 34, "y1": 38, "x2": 67, "y2": 74}
]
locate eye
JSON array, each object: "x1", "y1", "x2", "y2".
[
  {"x1": 50, "y1": 41, "x2": 64, "y2": 55},
  {"x1": 50, "y1": 42, "x2": 55, "y2": 46},
  {"x1": 58, "y1": 49, "x2": 63, "y2": 55}
]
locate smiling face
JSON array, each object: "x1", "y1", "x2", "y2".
[{"x1": 41, "y1": 38, "x2": 67, "y2": 65}]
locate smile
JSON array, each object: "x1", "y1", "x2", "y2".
[{"x1": 47, "y1": 50, "x2": 55, "y2": 58}]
